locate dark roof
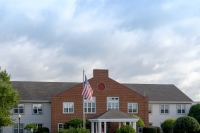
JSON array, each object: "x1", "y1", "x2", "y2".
[
  {"x1": 123, "y1": 84, "x2": 193, "y2": 102},
  {"x1": 11, "y1": 81, "x2": 193, "y2": 102},
  {"x1": 11, "y1": 81, "x2": 79, "y2": 100},
  {"x1": 90, "y1": 109, "x2": 137, "y2": 119}
]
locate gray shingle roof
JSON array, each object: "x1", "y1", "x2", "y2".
[
  {"x1": 122, "y1": 84, "x2": 193, "y2": 102},
  {"x1": 89, "y1": 109, "x2": 137, "y2": 119},
  {"x1": 11, "y1": 81, "x2": 193, "y2": 102},
  {"x1": 11, "y1": 81, "x2": 79, "y2": 100}
]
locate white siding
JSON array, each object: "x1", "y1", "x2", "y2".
[
  {"x1": 3, "y1": 102, "x2": 51, "y2": 133},
  {"x1": 149, "y1": 102, "x2": 192, "y2": 127}
]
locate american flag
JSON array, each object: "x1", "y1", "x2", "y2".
[{"x1": 81, "y1": 75, "x2": 93, "y2": 102}]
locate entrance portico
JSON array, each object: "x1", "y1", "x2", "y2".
[{"x1": 89, "y1": 109, "x2": 139, "y2": 133}]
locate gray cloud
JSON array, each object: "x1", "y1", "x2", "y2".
[{"x1": 0, "y1": 0, "x2": 200, "y2": 101}]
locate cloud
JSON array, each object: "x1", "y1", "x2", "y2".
[{"x1": 0, "y1": 0, "x2": 200, "y2": 101}]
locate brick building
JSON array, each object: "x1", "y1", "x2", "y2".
[{"x1": 1, "y1": 69, "x2": 193, "y2": 133}]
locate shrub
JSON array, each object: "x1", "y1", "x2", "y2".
[
  {"x1": 64, "y1": 118, "x2": 90, "y2": 129},
  {"x1": 132, "y1": 114, "x2": 145, "y2": 127},
  {"x1": 35, "y1": 127, "x2": 49, "y2": 133},
  {"x1": 143, "y1": 126, "x2": 157, "y2": 133},
  {"x1": 173, "y1": 116, "x2": 200, "y2": 133},
  {"x1": 58, "y1": 127, "x2": 90, "y2": 133},
  {"x1": 116, "y1": 125, "x2": 136, "y2": 133},
  {"x1": 161, "y1": 118, "x2": 175, "y2": 133},
  {"x1": 154, "y1": 126, "x2": 161, "y2": 133},
  {"x1": 188, "y1": 103, "x2": 200, "y2": 123},
  {"x1": 24, "y1": 124, "x2": 38, "y2": 133}
]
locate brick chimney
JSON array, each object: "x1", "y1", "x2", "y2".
[{"x1": 93, "y1": 69, "x2": 109, "y2": 78}]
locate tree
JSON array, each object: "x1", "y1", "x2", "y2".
[
  {"x1": 64, "y1": 118, "x2": 90, "y2": 129},
  {"x1": 173, "y1": 116, "x2": 200, "y2": 133},
  {"x1": 132, "y1": 114, "x2": 145, "y2": 127},
  {"x1": 188, "y1": 103, "x2": 200, "y2": 123},
  {"x1": 161, "y1": 118, "x2": 175, "y2": 133},
  {"x1": 0, "y1": 67, "x2": 20, "y2": 126},
  {"x1": 24, "y1": 124, "x2": 38, "y2": 133}
]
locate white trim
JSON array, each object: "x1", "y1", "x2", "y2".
[
  {"x1": 21, "y1": 100, "x2": 50, "y2": 103},
  {"x1": 149, "y1": 101, "x2": 193, "y2": 104},
  {"x1": 107, "y1": 97, "x2": 119, "y2": 111},
  {"x1": 58, "y1": 123, "x2": 63, "y2": 131},
  {"x1": 89, "y1": 118, "x2": 139, "y2": 122},
  {"x1": 63, "y1": 102, "x2": 74, "y2": 114}
]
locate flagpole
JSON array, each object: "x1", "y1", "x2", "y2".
[{"x1": 83, "y1": 69, "x2": 86, "y2": 129}]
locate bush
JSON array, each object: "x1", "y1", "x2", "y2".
[
  {"x1": 143, "y1": 126, "x2": 157, "y2": 133},
  {"x1": 161, "y1": 118, "x2": 175, "y2": 133},
  {"x1": 24, "y1": 124, "x2": 38, "y2": 133},
  {"x1": 173, "y1": 116, "x2": 200, "y2": 133},
  {"x1": 116, "y1": 125, "x2": 136, "y2": 133},
  {"x1": 154, "y1": 126, "x2": 161, "y2": 133},
  {"x1": 58, "y1": 127, "x2": 90, "y2": 133},
  {"x1": 188, "y1": 103, "x2": 200, "y2": 123},
  {"x1": 64, "y1": 118, "x2": 90, "y2": 129},
  {"x1": 35, "y1": 127, "x2": 49, "y2": 133},
  {"x1": 132, "y1": 114, "x2": 145, "y2": 127}
]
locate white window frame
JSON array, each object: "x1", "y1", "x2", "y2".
[
  {"x1": 58, "y1": 123, "x2": 63, "y2": 131},
  {"x1": 107, "y1": 97, "x2": 119, "y2": 111},
  {"x1": 84, "y1": 97, "x2": 96, "y2": 114},
  {"x1": 63, "y1": 102, "x2": 74, "y2": 114},
  {"x1": 149, "y1": 104, "x2": 152, "y2": 114},
  {"x1": 177, "y1": 104, "x2": 186, "y2": 114},
  {"x1": 160, "y1": 104, "x2": 169, "y2": 114},
  {"x1": 127, "y1": 103, "x2": 138, "y2": 113},
  {"x1": 33, "y1": 104, "x2": 43, "y2": 114},
  {"x1": 13, "y1": 123, "x2": 24, "y2": 133},
  {"x1": 34, "y1": 123, "x2": 43, "y2": 128},
  {"x1": 13, "y1": 104, "x2": 24, "y2": 114}
]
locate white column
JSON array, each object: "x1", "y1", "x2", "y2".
[
  {"x1": 104, "y1": 121, "x2": 106, "y2": 133},
  {"x1": 91, "y1": 122, "x2": 94, "y2": 133},
  {"x1": 98, "y1": 122, "x2": 102, "y2": 133},
  {"x1": 119, "y1": 122, "x2": 121, "y2": 128},
  {"x1": 133, "y1": 122, "x2": 136, "y2": 131},
  {"x1": 96, "y1": 122, "x2": 98, "y2": 133}
]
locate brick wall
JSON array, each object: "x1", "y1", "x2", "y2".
[{"x1": 51, "y1": 69, "x2": 149, "y2": 133}]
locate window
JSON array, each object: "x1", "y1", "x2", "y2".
[
  {"x1": 63, "y1": 102, "x2": 74, "y2": 113},
  {"x1": 33, "y1": 104, "x2": 43, "y2": 114},
  {"x1": 160, "y1": 105, "x2": 169, "y2": 114},
  {"x1": 138, "y1": 127, "x2": 143, "y2": 133},
  {"x1": 84, "y1": 97, "x2": 96, "y2": 113},
  {"x1": 149, "y1": 122, "x2": 153, "y2": 126},
  {"x1": 107, "y1": 97, "x2": 119, "y2": 111},
  {"x1": 128, "y1": 103, "x2": 138, "y2": 113},
  {"x1": 58, "y1": 123, "x2": 63, "y2": 131},
  {"x1": 35, "y1": 124, "x2": 43, "y2": 128},
  {"x1": 14, "y1": 124, "x2": 23, "y2": 133},
  {"x1": 14, "y1": 104, "x2": 24, "y2": 114},
  {"x1": 177, "y1": 104, "x2": 185, "y2": 114},
  {"x1": 149, "y1": 104, "x2": 152, "y2": 114}
]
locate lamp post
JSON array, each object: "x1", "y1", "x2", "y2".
[{"x1": 18, "y1": 114, "x2": 21, "y2": 133}]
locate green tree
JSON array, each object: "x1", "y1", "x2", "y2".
[
  {"x1": 116, "y1": 125, "x2": 136, "y2": 133},
  {"x1": 24, "y1": 124, "x2": 38, "y2": 133},
  {"x1": 132, "y1": 114, "x2": 145, "y2": 127},
  {"x1": 161, "y1": 118, "x2": 175, "y2": 133},
  {"x1": 173, "y1": 116, "x2": 200, "y2": 133},
  {"x1": 188, "y1": 103, "x2": 200, "y2": 123},
  {"x1": 64, "y1": 118, "x2": 90, "y2": 129},
  {"x1": 0, "y1": 67, "x2": 20, "y2": 127}
]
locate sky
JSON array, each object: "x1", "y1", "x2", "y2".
[{"x1": 0, "y1": 0, "x2": 200, "y2": 101}]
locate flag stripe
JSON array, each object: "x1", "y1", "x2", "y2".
[{"x1": 81, "y1": 75, "x2": 93, "y2": 102}]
